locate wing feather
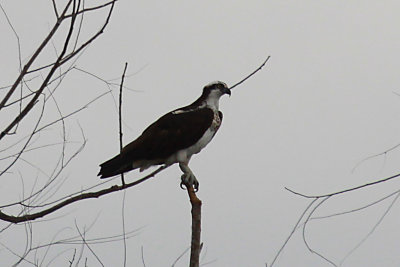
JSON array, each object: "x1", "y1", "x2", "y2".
[
  {"x1": 121, "y1": 108, "x2": 214, "y2": 160},
  {"x1": 99, "y1": 108, "x2": 217, "y2": 178}
]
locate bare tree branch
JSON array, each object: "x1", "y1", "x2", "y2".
[
  {"x1": 285, "y1": 171, "x2": 400, "y2": 199},
  {"x1": 0, "y1": 0, "x2": 78, "y2": 140},
  {"x1": 51, "y1": 0, "x2": 59, "y2": 19},
  {"x1": 121, "y1": 190, "x2": 128, "y2": 267},
  {"x1": 281, "y1": 169, "x2": 400, "y2": 266},
  {"x1": 352, "y1": 142, "x2": 400, "y2": 173},
  {"x1": 63, "y1": 1, "x2": 116, "y2": 19},
  {"x1": 301, "y1": 197, "x2": 336, "y2": 266},
  {"x1": 0, "y1": 94, "x2": 47, "y2": 176},
  {"x1": 269, "y1": 198, "x2": 318, "y2": 267},
  {"x1": 0, "y1": 165, "x2": 169, "y2": 223},
  {"x1": 119, "y1": 63, "x2": 128, "y2": 186},
  {"x1": 339, "y1": 192, "x2": 400, "y2": 265},
  {"x1": 0, "y1": 1, "x2": 72, "y2": 111},
  {"x1": 183, "y1": 183, "x2": 202, "y2": 267},
  {"x1": 311, "y1": 189, "x2": 400, "y2": 221},
  {"x1": 0, "y1": 2, "x2": 22, "y2": 71},
  {"x1": 229, "y1": 56, "x2": 271, "y2": 90},
  {"x1": 118, "y1": 62, "x2": 129, "y2": 267},
  {"x1": 0, "y1": 0, "x2": 116, "y2": 139},
  {"x1": 141, "y1": 246, "x2": 146, "y2": 267},
  {"x1": 26, "y1": 0, "x2": 117, "y2": 76},
  {"x1": 171, "y1": 247, "x2": 190, "y2": 267},
  {"x1": 75, "y1": 221, "x2": 105, "y2": 267}
]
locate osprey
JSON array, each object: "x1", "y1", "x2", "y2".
[{"x1": 98, "y1": 81, "x2": 231, "y2": 190}]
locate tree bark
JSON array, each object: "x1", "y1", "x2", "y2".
[{"x1": 185, "y1": 185, "x2": 202, "y2": 267}]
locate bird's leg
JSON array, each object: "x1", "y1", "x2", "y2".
[{"x1": 179, "y1": 162, "x2": 199, "y2": 191}]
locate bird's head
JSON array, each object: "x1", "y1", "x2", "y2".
[
  {"x1": 203, "y1": 81, "x2": 231, "y2": 98},
  {"x1": 199, "y1": 81, "x2": 231, "y2": 110}
]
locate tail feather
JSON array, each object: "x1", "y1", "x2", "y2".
[{"x1": 98, "y1": 155, "x2": 131, "y2": 178}]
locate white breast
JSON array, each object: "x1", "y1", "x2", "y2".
[
  {"x1": 166, "y1": 111, "x2": 221, "y2": 164},
  {"x1": 185, "y1": 127, "x2": 216, "y2": 156}
]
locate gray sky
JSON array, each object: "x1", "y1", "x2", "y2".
[{"x1": 2, "y1": 1, "x2": 400, "y2": 266}]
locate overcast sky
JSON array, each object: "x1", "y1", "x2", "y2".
[{"x1": 2, "y1": 1, "x2": 400, "y2": 266}]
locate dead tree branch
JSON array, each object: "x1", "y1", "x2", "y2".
[
  {"x1": 285, "y1": 171, "x2": 400, "y2": 199},
  {"x1": 118, "y1": 62, "x2": 129, "y2": 266},
  {"x1": 0, "y1": 165, "x2": 169, "y2": 223},
  {"x1": 183, "y1": 183, "x2": 202, "y2": 267},
  {"x1": 274, "y1": 170, "x2": 400, "y2": 266},
  {"x1": 119, "y1": 63, "x2": 128, "y2": 186},
  {"x1": 229, "y1": 56, "x2": 271, "y2": 90},
  {"x1": 0, "y1": 1, "x2": 72, "y2": 111},
  {"x1": 269, "y1": 199, "x2": 318, "y2": 267}
]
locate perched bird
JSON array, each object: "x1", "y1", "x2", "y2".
[{"x1": 98, "y1": 81, "x2": 231, "y2": 190}]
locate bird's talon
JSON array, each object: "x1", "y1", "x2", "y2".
[
  {"x1": 180, "y1": 181, "x2": 186, "y2": 190},
  {"x1": 180, "y1": 172, "x2": 199, "y2": 191}
]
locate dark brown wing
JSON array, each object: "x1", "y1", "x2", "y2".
[
  {"x1": 98, "y1": 108, "x2": 215, "y2": 178},
  {"x1": 122, "y1": 108, "x2": 214, "y2": 160}
]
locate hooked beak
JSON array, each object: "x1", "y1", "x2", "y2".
[{"x1": 224, "y1": 87, "x2": 231, "y2": 97}]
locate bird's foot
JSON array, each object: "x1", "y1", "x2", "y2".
[{"x1": 180, "y1": 172, "x2": 199, "y2": 192}]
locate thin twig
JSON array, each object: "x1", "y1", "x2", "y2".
[
  {"x1": 63, "y1": 1, "x2": 115, "y2": 19},
  {"x1": 0, "y1": 95, "x2": 47, "y2": 177},
  {"x1": 302, "y1": 197, "x2": 337, "y2": 266},
  {"x1": 269, "y1": 198, "x2": 318, "y2": 267},
  {"x1": 2, "y1": 91, "x2": 36, "y2": 108},
  {"x1": 285, "y1": 171, "x2": 400, "y2": 199},
  {"x1": 311, "y1": 189, "x2": 400, "y2": 221},
  {"x1": 352, "y1": 143, "x2": 400, "y2": 173},
  {"x1": 122, "y1": 191, "x2": 127, "y2": 267},
  {"x1": 171, "y1": 247, "x2": 190, "y2": 267},
  {"x1": 118, "y1": 62, "x2": 129, "y2": 267},
  {"x1": 340, "y1": 191, "x2": 400, "y2": 265},
  {"x1": 0, "y1": 3, "x2": 22, "y2": 72},
  {"x1": 30, "y1": 227, "x2": 141, "y2": 250},
  {"x1": 75, "y1": 221, "x2": 105, "y2": 267},
  {"x1": 229, "y1": 56, "x2": 271, "y2": 90},
  {"x1": 51, "y1": 0, "x2": 59, "y2": 18},
  {"x1": 141, "y1": 246, "x2": 146, "y2": 267}
]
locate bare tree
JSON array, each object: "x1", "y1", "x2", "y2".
[
  {"x1": 0, "y1": 1, "x2": 127, "y2": 265},
  {"x1": 1, "y1": 1, "x2": 273, "y2": 266}
]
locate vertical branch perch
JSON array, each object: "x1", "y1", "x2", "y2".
[
  {"x1": 118, "y1": 62, "x2": 128, "y2": 266},
  {"x1": 184, "y1": 184, "x2": 202, "y2": 267},
  {"x1": 118, "y1": 62, "x2": 128, "y2": 186}
]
